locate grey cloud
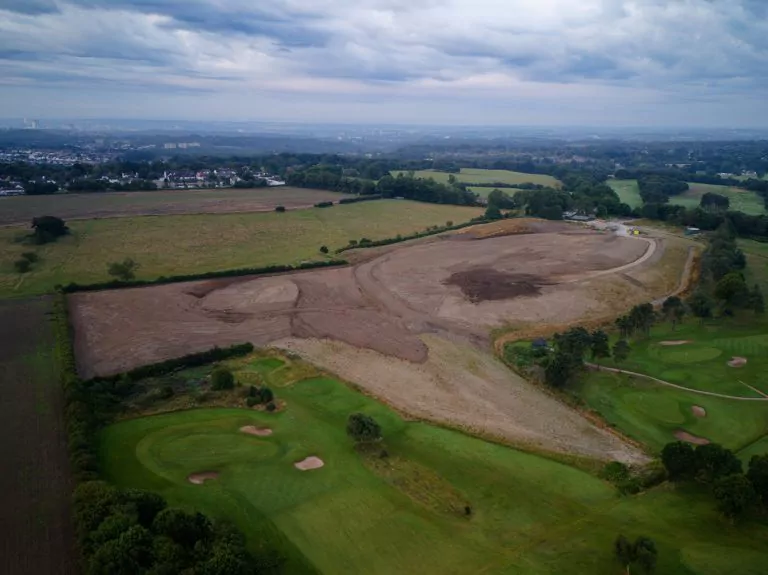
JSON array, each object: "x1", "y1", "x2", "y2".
[{"x1": 0, "y1": 0, "x2": 59, "y2": 15}]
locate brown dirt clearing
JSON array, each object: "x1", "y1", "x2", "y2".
[
  {"x1": 240, "y1": 426, "x2": 273, "y2": 437},
  {"x1": 71, "y1": 224, "x2": 664, "y2": 462},
  {"x1": 295, "y1": 456, "x2": 324, "y2": 471},
  {"x1": 674, "y1": 430, "x2": 710, "y2": 445},
  {"x1": 188, "y1": 471, "x2": 219, "y2": 484},
  {"x1": 728, "y1": 357, "x2": 748, "y2": 367},
  {"x1": 691, "y1": 406, "x2": 706, "y2": 418}
]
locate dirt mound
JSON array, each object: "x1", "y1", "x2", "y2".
[
  {"x1": 674, "y1": 430, "x2": 710, "y2": 445},
  {"x1": 660, "y1": 340, "x2": 692, "y2": 346},
  {"x1": 240, "y1": 426, "x2": 273, "y2": 436},
  {"x1": 188, "y1": 471, "x2": 219, "y2": 484},
  {"x1": 728, "y1": 356, "x2": 747, "y2": 367},
  {"x1": 445, "y1": 269, "x2": 548, "y2": 302},
  {"x1": 691, "y1": 406, "x2": 706, "y2": 418},
  {"x1": 294, "y1": 456, "x2": 324, "y2": 471}
]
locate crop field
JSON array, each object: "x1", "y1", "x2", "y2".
[
  {"x1": 670, "y1": 183, "x2": 766, "y2": 215},
  {"x1": 0, "y1": 186, "x2": 352, "y2": 226},
  {"x1": 0, "y1": 298, "x2": 75, "y2": 575},
  {"x1": 100, "y1": 352, "x2": 768, "y2": 575},
  {"x1": 391, "y1": 168, "x2": 561, "y2": 188},
  {"x1": 607, "y1": 179, "x2": 643, "y2": 208},
  {"x1": 0, "y1": 200, "x2": 482, "y2": 298}
]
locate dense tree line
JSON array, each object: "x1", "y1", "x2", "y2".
[
  {"x1": 373, "y1": 173, "x2": 478, "y2": 205},
  {"x1": 637, "y1": 175, "x2": 689, "y2": 204},
  {"x1": 661, "y1": 441, "x2": 768, "y2": 519}
]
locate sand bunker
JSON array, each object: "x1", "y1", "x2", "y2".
[
  {"x1": 294, "y1": 456, "x2": 324, "y2": 471},
  {"x1": 674, "y1": 430, "x2": 710, "y2": 445},
  {"x1": 240, "y1": 425, "x2": 273, "y2": 437},
  {"x1": 728, "y1": 356, "x2": 747, "y2": 367},
  {"x1": 691, "y1": 406, "x2": 706, "y2": 418},
  {"x1": 660, "y1": 340, "x2": 692, "y2": 346},
  {"x1": 188, "y1": 471, "x2": 219, "y2": 484}
]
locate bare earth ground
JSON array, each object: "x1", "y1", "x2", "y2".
[
  {"x1": 71, "y1": 223, "x2": 672, "y2": 462},
  {"x1": 0, "y1": 186, "x2": 351, "y2": 225},
  {"x1": 0, "y1": 298, "x2": 75, "y2": 575}
]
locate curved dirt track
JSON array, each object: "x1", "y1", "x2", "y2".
[{"x1": 71, "y1": 223, "x2": 662, "y2": 463}]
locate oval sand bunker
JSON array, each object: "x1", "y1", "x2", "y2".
[
  {"x1": 728, "y1": 356, "x2": 747, "y2": 367},
  {"x1": 691, "y1": 406, "x2": 707, "y2": 418},
  {"x1": 188, "y1": 471, "x2": 219, "y2": 484},
  {"x1": 674, "y1": 430, "x2": 710, "y2": 445},
  {"x1": 240, "y1": 425, "x2": 273, "y2": 437},
  {"x1": 294, "y1": 456, "x2": 324, "y2": 471},
  {"x1": 659, "y1": 340, "x2": 692, "y2": 346}
]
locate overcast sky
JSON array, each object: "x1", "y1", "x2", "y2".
[{"x1": 1, "y1": 0, "x2": 767, "y2": 126}]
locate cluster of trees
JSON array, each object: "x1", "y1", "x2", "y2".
[
  {"x1": 375, "y1": 173, "x2": 478, "y2": 206},
  {"x1": 74, "y1": 481, "x2": 274, "y2": 574},
  {"x1": 614, "y1": 535, "x2": 658, "y2": 574},
  {"x1": 662, "y1": 442, "x2": 768, "y2": 519},
  {"x1": 12, "y1": 251, "x2": 38, "y2": 273},
  {"x1": 692, "y1": 224, "x2": 763, "y2": 317},
  {"x1": 108, "y1": 258, "x2": 140, "y2": 281},
  {"x1": 637, "y1": 175, "x2": 689, "y2": 204},
  {"x1": 286, "y1": 165, "x2": 377, "y2": 195},
  {"x1": 700, "y1": 191, "x2": 730, "y2": 211},
  {"x1": 31, "y1": 215, "x2": 69, "y2": 244},
  {"x1": 246, "y1": 384, "x2": 275, "y2": 409}
]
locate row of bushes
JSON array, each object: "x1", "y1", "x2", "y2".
[
  {"x1": 314, "y1": 201, "x2": 334, "y2": 208},
  {"x1": 59, "y1": 259, "x2": 348, "y2": 293},
  {"x1": 338, "y1": 194, "x2": 382, "y2": 204},
  {"x1": 335, "y1": 216, "x2": 488, "y2": 253},
  {"x1": 87, "y1": 342, "x2": 255, "y2": 385}
]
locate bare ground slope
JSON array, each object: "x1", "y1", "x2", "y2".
[{"x1": 71, "y1": 224, "x2": 666, "y2": 462}]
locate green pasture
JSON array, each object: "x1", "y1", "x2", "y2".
[
  {"x1": 576, "y1": 371, "x2": 768, "y2": 453},
  {"x1": 0, "y1": 200, "x2": 481, "y2": 298},
  {"x1": 391, "y1": 168, "x2": 561, "y2": 188},
  {"x1": 100, "y1": 353, "x2": 768, "y2": 574},
  {"x1": 670, "y1": 183, "x2": 766, "y2": 215},
  {"x1": 607, "y1": 179, "x2": 643, "y2": 208}
]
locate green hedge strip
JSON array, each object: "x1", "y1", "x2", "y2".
[{"x1": 59, "y1": 259, "x2": 348, "y2": 293}]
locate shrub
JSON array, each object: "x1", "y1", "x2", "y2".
[
  {"x1": 210, "y1": 368, "x2": 235, "y2": 391},
  {"x1": 314, "y1": 201, "x2": 333, "y2": 208},
  {"x1": 266, "y1": 402, "x2": 276, "y2": 412},
  {"x1": 21, "y1": 251, "x2": 39, "y2": 262},
  {"x1": 107, "y1": 258, "x2": 139, "y2": 281},
  {"x1": 347, "y1": 413, "x2": 382, "y2": 442},
  {"x1": 246, "y1": 397, "x2": 258, "y2": 407},
  {"x1": 14, "y1": 258, "x2": 31, "y2": 273},
  {"x1": 320, "y1": 245, "x2": 329, "y2": 254},
  {"x1": 275, "y1": 205, "x2": 286, "y2": 212}
]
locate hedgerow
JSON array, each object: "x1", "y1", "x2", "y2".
[{"x1": 59, "y1": 259, "x2": 348, "y2": 293}]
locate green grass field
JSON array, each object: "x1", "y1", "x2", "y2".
[
  {"x1": 100, "y1": 353, "x2": 768, "y2": 574},
  {"x1": 391, "y1": 168, "x2": 561, "y2": 188},
  {"x1": 576, "y1": 371, "x2": 768, "y2": 452},
  {"x1": 0, "y1": 200, "x2": 482, "y2": 298},
  {"x1": 670, "y1": 183, "x2": 767, "y2": 215},
  {"x1": 468, "y1": 186, "x2": 525, "y2": 199},
  {"x1": 607, "y1": 179, "x2": 643, "y2": 208}
]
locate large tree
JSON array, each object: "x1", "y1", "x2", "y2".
[
  {"x1": 347, "y1": 413, "x2": 382, "y2": 443},
  {"x1": 713, "y1": 474, "x2": 756, "y2": 518},
  {"x1": 614, "y1": 534, "x2": 658, "y2": 574},
  {"x1": 714, "y1": 272, "x2": 750, "y2": 312},
  {"x1": 661, "y1": 296, "x2": 685, "y2": 329},
  {"x1": 590, "y1": 330, "x2": 611, "y2": 365},
  {"x1": 688, "y1": 290, "x2": 713, "y2": 323},
  {"x1": 31, "y1": 215, "x2": 69, "y2": 244},
  {"x1": 661, "y1": 441, "x2": 697, "y2": 480},
  {"x1": 747, "y1": 454, "x2": 768, "y2": 505},
  {"x1": 612, "y1": 340, "x2": 631, "y2": 365},
  {"x1": 695, "y1": 443, "x2": 742, "y2": 482}
]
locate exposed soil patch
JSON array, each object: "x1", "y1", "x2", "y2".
[
  {"x1": 445, "y1": 269, "x2": 548, "y2": 302},
  {"x1": 675, "y1": 430, "x2": 710, "y2": 445},
  {"x1": 294, "y1": 456, "x2": 324, "y2": 471},
  {"x1": 188, "y1": 471, "x2": 219, "y2": 484},
  {"x1": 660, "y1": 340, "x2": 692, "y2": 346},
  {"x1": 691, "y1": 406, "x2": 707, "y2": 418},
  {"x1": 728, "y1": 356, "x2": 748, "y2": 367},
  {"x1": 239, "y1": 426, "x2": 273, "y2": 437}
]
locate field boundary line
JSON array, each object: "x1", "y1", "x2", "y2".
[
  {"x1": 586, "y1": 364, "x2": 768, "y2": 401},
  {"x1": 739, "y1": 379, "x2": 768, "y2": 398}
]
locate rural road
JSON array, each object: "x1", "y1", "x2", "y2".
[{"x1": 585, "y1": 364, "x2": 768, "y2": 401}]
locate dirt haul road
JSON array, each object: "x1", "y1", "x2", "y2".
[{"x1": 71, "y1": 222, "x2": 660, "y2": 463}]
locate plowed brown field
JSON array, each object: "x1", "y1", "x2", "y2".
[{"x1": 71, "y1": 223, "x2": 664, "y2": 462}]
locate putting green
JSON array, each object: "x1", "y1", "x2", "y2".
[
  {"x1": 657, "y1": 347, "x2": 722, "y2": 363},
  {"x1": 99, "y1": 354, "x2": 768, "y2": 574}
]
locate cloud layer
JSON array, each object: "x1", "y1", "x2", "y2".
[{"x1": 1, "y1": 0, "x2": 767, "y2": 125}]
